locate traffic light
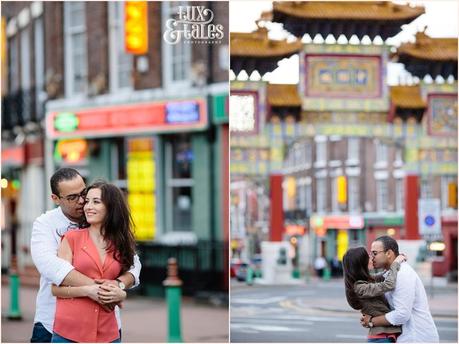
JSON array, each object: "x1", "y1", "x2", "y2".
[
  {"x1": 125, "y1": 1, "x2": 148, "y2": 55},
  {"x1": 337, "y1": 176, "x2": 347, "y2": 204},
  {"x1": 448, "y1": 182, "x2": 457, "y2": 208}
]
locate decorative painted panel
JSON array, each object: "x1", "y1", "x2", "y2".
[
  {"x1": 301, "y1": 44, "x2": 389, "y2": 112},
  {"x1": 427, "y1": 94, "x2": 458, "y2": 137},
  {"x1": 230, "y1": 81, "x2": 267, "y2": 136},
  {"x1": 305, "y1": 55, "x2": 381, "y2": 98}
]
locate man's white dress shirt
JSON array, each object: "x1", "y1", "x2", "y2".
[
  {"x1": 384, "y1": 262, "x2": 439, "y2": 343},
  {"x1": 31, "y1": 207, "x2": 141, "y2": 334}
]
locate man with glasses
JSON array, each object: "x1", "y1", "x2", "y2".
[
  {"x1": 30, "y1": 168, "x2": 141, "y2": 342},
  {"x1": 360, "y1": 235, "x2": 439, "y2": 342}
]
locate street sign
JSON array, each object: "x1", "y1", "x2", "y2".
[{"x1": 418, "y1": 199, "x2": 442, "y2": 237}]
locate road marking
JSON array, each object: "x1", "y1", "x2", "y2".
[
  {"x1": 231, "y1": 317, "x2": 314, "y2": 325},
  {"x1": 232, "y1": 296, "x2": 286, "y2": 305},
  {"x1": 231, "y1": 323, "x2": 299, "y2": 332},
  {"x1": 437, "y1": 327, "x2": 458, "y2": 331}
]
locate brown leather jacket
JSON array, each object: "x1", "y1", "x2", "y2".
[{"x1": 354, "y1": 261, "x2": 403, "y2": 336}]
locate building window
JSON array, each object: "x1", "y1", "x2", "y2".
[
  {"x1": 376, "y1": 179, "x2": 388, "y2": 212},
  {"x1": 162, "y1": 2, "x2": 191, "y2": 89},
  {"x1": 64, "y1": 2, "x2": 88, "y2": 96},
  {"x1": 304, "y1": 142, "x2": 312, "y2": 166},
  {"x1": 294, "y1": 143, "x2": 302, "y2": 168},
  {"x1": 296, "y1": 179, "x2": 304, "y2": 214},
  {"x1": 316, "y1": 177, "x2": 327, "y2": 213},
  {"x1": 441, "y1": 175, "x2": 457, "y2": 209},
  {"x1": 282, "y1": 180, "x2": 289, "y2": 211},
  {"x1": 305, "y1": 181, "x2": 312, "y2": 215},
  {"x1": 347, "y1": 137, "x2": 359, "y2": 163},
  {"x1": 109, "y1": 2, "x2": 133, "y2": 91},
  {"x1": 331, "y1": 177, "x2": 338, "y2": 213},
  {"x1": 20, "y1": 26, "x2": 32, "y2": 121},
  {"x1": 395, "y1": 178, "x2": 404, "y2": 212},
  {"x1": 165, "y1": 135, "x2": 194, "y2": 231},
  {"x1": 9, "y1": 36, "x2": 19, "y2": 92},
  {"x1": 375, "y1": 140, "x2": 388, "y2": 167},
  {"x1": 315, "y1": 136, "x2": 327, "y2": 167},
  {"x1": 348, "y1": 176, "x2": 360, "y2": 212},
  {"x1": 34, "y1": 16, "x2": 45, "y2": 119},
  {"x1": 394, "y1": 147, "x2": 404, "y2": 167},
  {"x1": 420, "y1": 178, "x2": 433, "y2": 199}
]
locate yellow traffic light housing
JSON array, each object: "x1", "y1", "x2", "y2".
[{"x1": 125, "y1": 1, "x2": 148, "y2": 55}]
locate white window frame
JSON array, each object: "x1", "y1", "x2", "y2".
[
  {"x1": 316, "y1": 177, "x2": 327, "y2": 213},
  {"x1": 34, "y1": 16, "x2": 45, "y2": 117},
  {"x1": 394, "y1": 147, "x2": 404, "y2": 168},
  {"x1": 19, "y1": 26, "x2": 32, "y2": 121},
  {"x1": 282, "y1": 180, "x2": 289, "y2": 211},
  {"x1": 420, "y1": 178, "x2": 433, "y2": 200},
  {"x1": 9, "y1": 35, "x2": 20, "y2": 92},
  {"x1": 347, "y1": 137, "x2": 360, "y2": 165},
  {"x1": 374, "y1": 140, "x2": 388, "y2": 169},
  {"x1": 395, "y1": 178, "x2": 404, "y2": 212},
  {"x1": 108, "y1": 2, "x2": 133, "y2": 93},
  {"x1": 165, "y1": 139, "x2": 195, "y2": 232},
  {"x1": 20, "y1": 26, "x2": 31, "y2": 90},
  {"x1": 161, "y1": 2, "x2": 191, "y2": 91},
  {"x1": 348, "y1": 176, "x2": 360, "y2": 213},
  {"x1": 376, "y1": 179, "x2": 388, "y2": 212},
  {"x1": 64, "y1": 2, "x2": 88, "y2": 97},
  {"x1": 297, "y1": 179, "x2": 306, "y2": 211},
  {"x1": 305, "y1": 180, "x2": 312, "y2": 214},
  {"x1": 332, "y1": 176, "x2": 339, "y2": 213},
  {"x1": 314, "y1": 136, "x2": 327, "y2": 168}
]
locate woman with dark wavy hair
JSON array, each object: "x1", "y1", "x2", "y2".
[
  {"x1": 343, "y1": 247, "x2": 405, "y2": 343},
  {"x1": 50, "y1": 181, "x2": 136, "y2": 343}
]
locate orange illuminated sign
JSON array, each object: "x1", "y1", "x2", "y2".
[
  {"x1": 285, "y1": 225, "x2": 305, "y2": 236},
  {"x1": 56, "y1": 139, "x2": 88, "y2": 163},
  {"x1": 125, "y1": 1, "x2": 148, "y2": 54}
]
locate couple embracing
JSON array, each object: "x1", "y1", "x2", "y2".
[
  {"x1": 343, "y1": 236, "x2": 439, "y2": 343},
  {"x1": 31, "y1": 168, "x2": 141, "y2": 343}
]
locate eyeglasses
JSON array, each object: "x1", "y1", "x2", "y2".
[
  {"x1": 370, "y1": 250, "x2": 386, "y2": 257},
  {"x1": 59, "y1": 190, "x2": 87, "y2": 202}
]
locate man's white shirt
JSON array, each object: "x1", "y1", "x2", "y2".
[
  {"x1": 384, "y1": 262, "x2": 439, "y2": 343},
  {"x1": 30, "y1": 206, "x2": 141, "y2": 334}
]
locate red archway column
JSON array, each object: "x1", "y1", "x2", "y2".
[
  {"x1": 405, "y1": 174, "x2": 420, "y2": 240},
  {"x1": 270, "y1": 174, "x2": 284, "y2": 242}
]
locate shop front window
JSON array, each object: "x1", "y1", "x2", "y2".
[{"x1": 166, "y1": 135, "x2": 194, "y2": 231}]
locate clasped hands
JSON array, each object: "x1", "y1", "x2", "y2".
[
  {"x1": 85, "y1": 278, "x2": 126, "y2": 313},
  {"x1": 360, "y1": 313, "x2": 371, "y2": 328}
]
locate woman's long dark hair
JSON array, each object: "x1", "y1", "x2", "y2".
[
  {"x1": 86, "y1": 181, "x2": 136, "y2": 274},
  {"x1": 342, "y1": 247, "x2": 374, "y2": 310}
]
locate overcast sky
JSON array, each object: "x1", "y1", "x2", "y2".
[{"x1": 229, "y1": 1, "x2": 458, "y2": 84}]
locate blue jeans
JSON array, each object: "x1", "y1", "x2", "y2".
[
  {"x1": 51, "y1": 332, "x2": 121, "y2": 343},
  {"x1": 31, "y1": 322, "x2": 52, "y2": 343},
  {"x1": 368, "y1": 338, "x2": 396, "y2": 343}
]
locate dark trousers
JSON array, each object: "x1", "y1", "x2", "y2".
[
  {"x1": 31, "y1": 322, "x2": 122, "y2": 343},
  {"x1": 368, "y1": 338, "x2": 396, "y2": 343},
  {"x1": 31, "y1": 322, "x2": 53, "y2": 343}
]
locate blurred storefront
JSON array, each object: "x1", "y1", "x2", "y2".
[{"x1": 2, "y1": 1, "x2": 229, "y2": 296}]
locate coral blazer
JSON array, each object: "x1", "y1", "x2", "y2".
[{"x1": 53, "y1": 229, "x2": 122, "y2": 343}]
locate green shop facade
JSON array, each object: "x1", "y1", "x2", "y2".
[{"x1": 45, "y1": 93, "x2": 229, "y2": 296}]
